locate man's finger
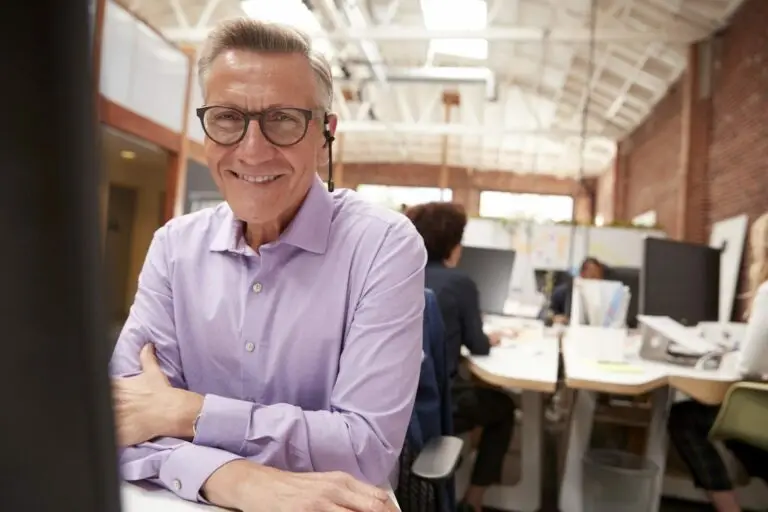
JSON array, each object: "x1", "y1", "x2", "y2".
[
  {"x1": 334, "y1": 488, "x2": 389, "y2": 512},
  {"x1": 139, "y1": 343, "x2": 162, "y2": 373},
  {"x1": 345, "y1": 478, "x2": 388, "y2": 502}
]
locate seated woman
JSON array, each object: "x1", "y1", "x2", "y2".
[
  {"x1": 405, "y1": 202, "x2": 516, "y2": 512},
  {"x1": 667, "y1": 212, "x2": 768, "y2": 512}
]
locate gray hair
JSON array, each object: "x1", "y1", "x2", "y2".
[{"x1": 198, "y1": 18, "x2": 334, "y2": 109}]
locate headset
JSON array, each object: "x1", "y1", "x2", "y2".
[{"x1": 322, "y1": 112, "x2": 335, "y2": 192}]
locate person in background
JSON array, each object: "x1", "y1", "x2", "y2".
[
  {"x1": 667, "y1": 211, "x2": 768, "y2": 512},
  {"x1": 405, "y1": 202, "x2": 516, "y2": 512},
  {"x1": 549, "y1": 256, "x2": 605, "y2": 324},
  {"x1": 109, "y1": 18, "x2": 425, "y2": 512}
]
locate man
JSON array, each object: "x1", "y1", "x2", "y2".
[
  {"x1": 549, "y1": 257, "x2": 604, "y2": 324},
  {"x1": 110, "y1": 18, "x2": 426, "y2": 512}
]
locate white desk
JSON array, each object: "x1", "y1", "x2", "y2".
[
  {"x1": 558, "y1": 326, "x2": 741, "y2": 512},
  {"x1": 121, "y1": 481, "x2": 400, "y2": 511},
  {"x1": 460, "y1": 317, "x2": 560, "y2": 512}
]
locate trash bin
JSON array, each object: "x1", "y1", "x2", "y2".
[{"x1": 582, "y1": 449, "x2": 659, "y2": 512}]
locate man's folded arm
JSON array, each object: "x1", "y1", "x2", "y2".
[
  {"x1": 112, "y1": 226, "x2": 241, "y2": 502},
  {"x1": 193, "y1": 222, "x2": 427, "y2": 485}
]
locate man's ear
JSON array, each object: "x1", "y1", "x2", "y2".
[
  {"x1": 324, "y1": 112, "x2": 339, "y2": 144},
  {"x1": 318, "y1": 113, "x2": 338, "y2": 165}
]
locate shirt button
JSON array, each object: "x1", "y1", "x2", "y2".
[
  {"x1": 245, "y1": 342, "x2": 255, "y2": 352},
  {"x1": 172, "y1": 479, "x2": 182, "y2": 491},
  {"x1": 252, "y1": 282, "x2": 263, "y2": 293}
]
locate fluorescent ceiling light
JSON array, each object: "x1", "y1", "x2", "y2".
[
  {"x1": 240, "y1": 0, "x2": 334, "y2": 58},
  {"x1": 421, "y1": 0, "x2": 488, "y2": 60}
]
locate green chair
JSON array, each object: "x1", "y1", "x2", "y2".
[{"x1": 709, "y1": 381, "x2": 768, "y2": 452}]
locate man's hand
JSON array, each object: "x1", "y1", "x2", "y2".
[
  {"x1": 112, "y1": 344, "x2": 202, "y2": 447},
  {"x1": 204, "y1": 461, "x2": 398, "y2": 512}
]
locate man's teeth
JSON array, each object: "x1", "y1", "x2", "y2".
[{"x1": 236, "y1": 173, "x2": 279, "y2": 183}]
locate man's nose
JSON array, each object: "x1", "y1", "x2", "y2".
[{"x1": 237, "y1": 120, "x2": 277, "y2": 159}]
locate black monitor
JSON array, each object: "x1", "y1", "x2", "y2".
[
  {"x1": 604, "y1": 266, "x2": 641, "y2": 328},
  {"x1": 640, "y1": 238, "x2": 720, "y2": 326},
  {"x1": 3, "y1": 1, "x2": 121, "y2": 510},
  {"x1": 457, "y1": 246, "x2": 516, "y2": 315}
]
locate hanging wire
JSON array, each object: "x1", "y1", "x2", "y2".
[{"x1": 566, "y1": 0, "x2": 598, "y2": 275}]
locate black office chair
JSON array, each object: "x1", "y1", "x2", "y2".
[{"x1": 395, "y1": 290, "x2": 463, "y2": 512}]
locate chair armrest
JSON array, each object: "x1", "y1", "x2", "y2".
[
  {"x1": 411, "y1": 435, "x2": 464, "y2": 482},
  {"x1": 709, "y1": 381, "x2": 768, "y2": 451}
]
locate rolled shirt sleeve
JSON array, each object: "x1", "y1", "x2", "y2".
[{"x1": 111, "y1": 227, "x2": 241, "y2": 502}]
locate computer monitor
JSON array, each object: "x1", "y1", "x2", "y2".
[
  {"x1": 640, "y1": 238, "x2": 720, "y2": 326},
  {"x1": 457, "y1": 246, "x2": 516, "y2": 315},
  {"x1": 604, "y1": 266, "x2": 640, "y2": 328},
  {"x1": 3, "y1": 2, "x2": 121, "y2": 510}
]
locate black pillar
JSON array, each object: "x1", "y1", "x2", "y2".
[{"x1": 1, "y1": 1, "x2": 120, "y2": 511}]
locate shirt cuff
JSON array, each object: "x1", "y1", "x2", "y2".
[
  {"x1": 158, "y1": 443, "x2": 242, "y2": 502},
  {"x1": 193, "y1": 393, "x2": 253, "y2": 454}
]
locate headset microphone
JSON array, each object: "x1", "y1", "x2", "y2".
[{"x1": 323, "y1": 113, "x2": 335, "y2": 192}]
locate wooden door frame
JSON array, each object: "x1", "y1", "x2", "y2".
[{"x1": 93, "y1": 0, "x2": 196, "y2": 230}]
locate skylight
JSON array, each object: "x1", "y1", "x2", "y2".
[
  {"x1": 421, "y1": 0, "x2": 488, "y2": 60},
  {"x1": 240, "y1": 0, "x2": 335, "y2": 59}
]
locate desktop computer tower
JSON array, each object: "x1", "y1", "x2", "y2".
[{"x1": 639, "y1": 238, "x2": 720, "y2": 326}]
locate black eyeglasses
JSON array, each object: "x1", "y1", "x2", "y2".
[{"x1": 196, "y1": 105, "x2": 325, "y2": 147}]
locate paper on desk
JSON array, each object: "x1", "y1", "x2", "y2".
[{"x1": 592, "y1": 361, "x2": 646, "y2": 374}]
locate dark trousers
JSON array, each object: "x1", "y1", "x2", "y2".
[
  {"x1": 668, "y1": 400, "x2": 768, "y2": 491},
  {"x1": 452, "y1": 383, "x2": 516, "y2": 487}
]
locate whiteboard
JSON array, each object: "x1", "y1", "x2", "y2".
[
  {"x1": 464, "y1": 218, "x2": 514, "y2": 250},
  {"x1": 709, "y1": 214, "x2": 749, "y2": 322},
  {"x1": 464, "y1": 218, "x2": 665, "y2": 271}
]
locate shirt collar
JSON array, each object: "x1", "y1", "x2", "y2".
[{"x1": 209, "y1": 176, "x2": 333, "y2": 255}]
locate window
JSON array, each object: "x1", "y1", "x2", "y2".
[
  {"x1": 240, "y1": 0, "x2": 334, "y2": 59},
  {"x1": 632, "y1": 210, "x2": 657, "y2": 227},
  {"x1": 356, "y1": 185, "x2": 452, "y2": 211},
  {"x1": 421, "y1": 0, "x2": 488, "y2": 60},
  {"x1": 479, "y1": 191, "x2": 573, "y2": 223}
]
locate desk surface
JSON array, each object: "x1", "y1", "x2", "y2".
[
  {"x1": 121, "y1": 481, "x2": 400, "y2": 511},
  {"x1": 562, "y1": 325, "x2": 740, "y2": 404},
  {"x1": 467, "y1": 316, "x2": 559, "y2": 392}
]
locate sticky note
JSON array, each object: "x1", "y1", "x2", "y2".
[{"x1": 594, "y1": 361, "x2": 645, "y2": 373}]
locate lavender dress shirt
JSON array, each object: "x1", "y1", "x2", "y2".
[{"x1": 110, "y1": 176, "x2": 427, "y2": 502}]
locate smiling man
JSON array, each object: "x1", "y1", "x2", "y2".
[{"x1": 110, "y1": 18, "x2": 426, "y2": 512}]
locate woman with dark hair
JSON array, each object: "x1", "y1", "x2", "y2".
[{"x1": 405, "y1": 202, "x2": 516, "y2": 512}]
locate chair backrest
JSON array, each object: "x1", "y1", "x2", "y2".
[
  {"x1": 406, "y1": 289, "x2": 448, "y2": 450},
  {"x1": 400, "y1": 289, "x2": 456, "y2": 512}
]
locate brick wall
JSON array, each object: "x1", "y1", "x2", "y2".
[
  {"x1": 707, "y1": 0, "x2": 768, "y2": 228},
  {"x1": 604, "y1": 0, "x2": 768, "y2": 316},
  {"x1": 335, "y1": 162, "x2": 586, "y2": 217},
  {"x1": 616, "y1": 85, "x2": 684, "y2": 232}
]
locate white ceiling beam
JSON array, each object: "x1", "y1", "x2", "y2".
[
  {"x1": 169, "y1": 0, "x2": 190, "y2": 29},
  {"x1": 336, "y1": 121, "x2": 612, "y2": 139},
  {"x1": 161, "y1": 25, "x2": 704, "y2": 43},
  {"x1": 331, "y1": 83, "x2": 352, "y2": 120},
  {"x1": 195, "y1": 0, "x2": 222, "y2": 30}
]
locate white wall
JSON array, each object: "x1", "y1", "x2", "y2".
[{"x1": 100, "y1": 0, "x2": 189, "y2": 133}]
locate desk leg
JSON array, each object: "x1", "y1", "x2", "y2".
[
  {"x1": 645, "y1": 387, "x2": 672, "y2": 512},
  {"x1": 558, "y1": 389, "x2": 597, "y2": 512},
  {"x1": 481, "y1": 390, "x2": 543, "y2": 512}
]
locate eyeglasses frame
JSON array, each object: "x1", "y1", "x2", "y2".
[{"x1": 195, "y1": 105, "x2": 326, "y2": 147}]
